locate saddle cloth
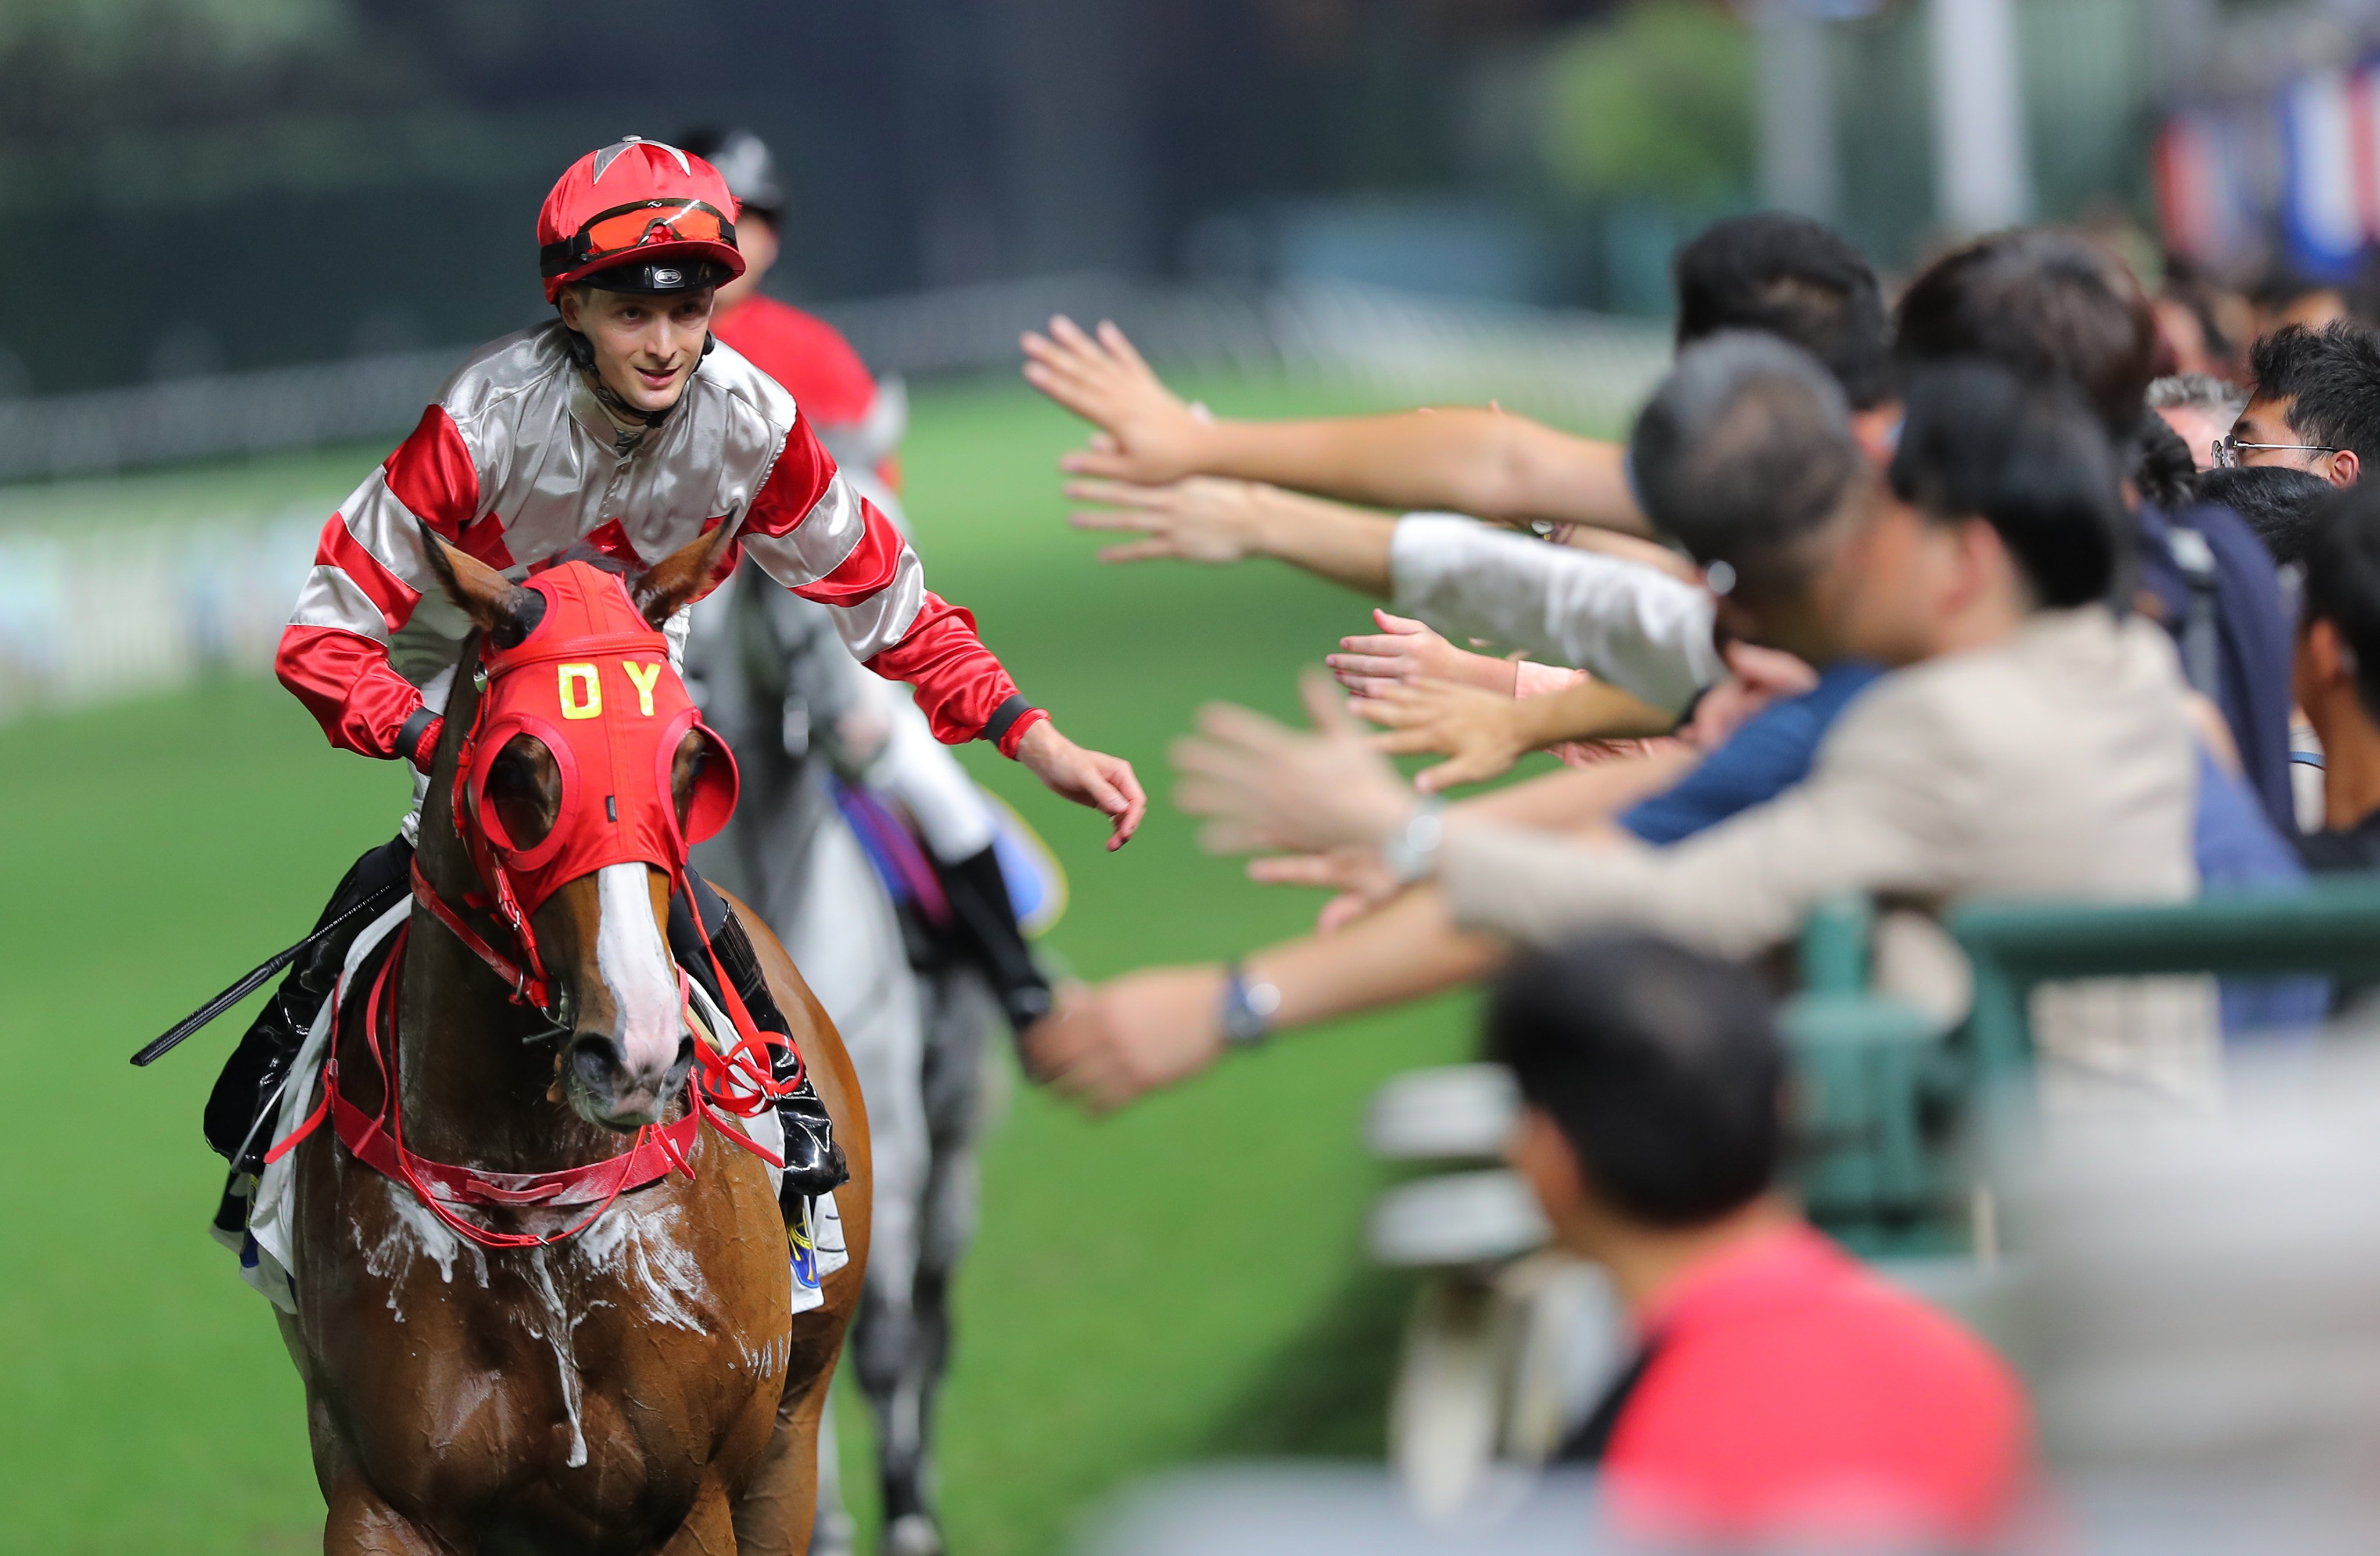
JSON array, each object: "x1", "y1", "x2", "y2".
[{"x1": 228, "y1": 897, "x2": 846, "y2": 1317}]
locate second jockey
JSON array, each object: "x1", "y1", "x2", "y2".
[
  {"x1": 684, "y1": 125, "x2": 1057, "y2": 1042},
  {"x1": 205, "y1": 136, "x2": 1144, "y2": 1224}
]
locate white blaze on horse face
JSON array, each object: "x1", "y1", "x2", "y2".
[{"x1": 594, "y1": 862, "x2": 682, "y2": 1084}]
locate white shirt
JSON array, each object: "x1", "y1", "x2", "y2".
[{"x1": 1388, "y1": 513, "x2": 1722, "y2": 715}]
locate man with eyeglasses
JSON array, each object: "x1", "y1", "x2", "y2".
[{"x1": 2224, "y1": 321, "x2": 2380, "y2": 486}]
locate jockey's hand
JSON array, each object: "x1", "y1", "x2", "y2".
[
  {"x1": 1017, "y1": 720, "x2": 1147, "y2": 851},
  {"x1": 1326, "y1": 609, "x2": 1512, "y2": 698},
  {"x1": 1021, "y1": 315, "x2": 1208, "y2": 485},
  {"x1": 1245, "y1": 846, "x2": 1404, "y2": 934},
  {"x1": 1021, "y1": 967, "x2": 1227, "y2": 1112},
  {"x1": 1352, "y1": 678, "x2": 1531, "y2": 794},
  {"x1": 1173, "y1": 669, "x2": 1414, "y2": 859},
  {"x1": 1066, "y1": 475, "x2": 1269, "y2": 564}
]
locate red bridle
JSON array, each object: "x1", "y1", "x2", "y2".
[{"x1": 273, "y1": 563, "x2": 806, "y2": 1247}]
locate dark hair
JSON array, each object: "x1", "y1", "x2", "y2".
[
  {"x1": 2198, "y1": 465, "x2": 2336, "y2": 569},
  {"x1": 2246, "y1": 322, "x2": 2380, "y2": 469},
  {"x1": 1487, "y1": 934, "x2": 1782, "y2": 1227},
  {"x1": 1891, "y1": 360, "x2": 2129, "y2": 608},
  {"x1": 1895, "y1": 229, "x2": 2158, "y2": 444},
  {"x1": 2134, "y1": 409, "x2": 2199, "y2": 512},
  {"x1": 1629, "y1": 332, "x2": 1862, "y2": 593},
  {"x1": 1673, "y1": 213, "x2": 1892, "y2": 410},
  {"x1": 2252, "y1": 266, "x2": 2340, "y2": 315},
  {"x1": 2299, "y1": 483, "x2": 2380, "y2": 718}
]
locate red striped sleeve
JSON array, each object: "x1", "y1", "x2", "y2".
[
  {"x1": 275, "y1": 625, "x2": 425, "y2": 761},
  {"x1": 793, "y1": 498, "x2": 906, "y2": 605},
  {"x1": 281, "y1": 405, "x2": 480, "y2": 759},
  {"x1": 746, "y1": 415, "x2": 837, "y2": 539},
  {"x1": 314, "y1": 511, "x2": 420, "y2": 632},
  {"x1": 863, "y1": 592, "x2": 1026, "y2": 747},
  {"x1": 382, "y1": 404, "x2": 480, "y2": 537}
]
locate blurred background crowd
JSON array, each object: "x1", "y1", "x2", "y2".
[{"x1": 22, "y1": 2, "x2": 2380, "y2": 1554}]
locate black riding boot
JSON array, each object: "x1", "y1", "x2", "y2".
[
  {"x1": 671, "y1": 874, "x2": 849, "y2": 1210},
  {"x1": 934, "y1": 843, "x2": 1053, "y2": 1034},
  {"x1": 205, "y1": 836, "x2": 415, "y2": 1174}
]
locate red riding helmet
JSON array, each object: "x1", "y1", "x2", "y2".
[{"x1": 537, "y1": 137, "x2": 746, "y2": 303}]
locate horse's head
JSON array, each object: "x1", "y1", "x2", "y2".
[{"x1": 417, "y1": 522, "x2": 739, "y2": 1131}]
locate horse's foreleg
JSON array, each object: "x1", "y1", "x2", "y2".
[
  {"x1": 323, "y1": 1476, "x2": 442, "y2": 1555},
  {"x1": 661, "y1": 1476, "x2": 739, "y2": 1556},
  {"x1": 728, "y1": 1357, "x2": 835, "y2": 1556}
]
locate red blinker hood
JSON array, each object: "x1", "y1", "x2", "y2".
[{"x1": 454, "y1": 561, "x2": 737, "y2": 917}]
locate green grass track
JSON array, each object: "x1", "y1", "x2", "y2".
[{"x1": 0, "y1": 375, "x2": 1542, "y2": 1554}]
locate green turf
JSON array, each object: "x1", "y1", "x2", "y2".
[{"x1": 0, "y1": 374, "x2": 1533, "y2": 1555}]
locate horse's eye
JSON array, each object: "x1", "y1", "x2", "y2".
[{"x1": 486, "y1": 733, "x2": 560, "y2": 848}]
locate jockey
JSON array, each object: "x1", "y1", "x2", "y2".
[
  {"x1": 206, "y1": 136, "x2": 1143, "y2": 1219},
  {"x1": 682, "y1": 125, "x2": 1055, "y2": 1038}
]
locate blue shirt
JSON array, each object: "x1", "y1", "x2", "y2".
[
  {"x1": 1619, "y1": 662, "x2": 1885, "y2": 845},
  {"x1": 2140, "y1": 501, "x2": 2297, "y2": 839},
  {"x1": 2193, "y1": 746, "x2": 2328, "y2": 1036}
]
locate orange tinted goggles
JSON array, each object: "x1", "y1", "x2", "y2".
[{"x1": 541, "y1": 199, "x2": 737, "y2": 277}]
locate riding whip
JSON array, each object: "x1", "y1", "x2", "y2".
[{"x1": 130, "y1": 880, "x2": 407, "y2": 1067}]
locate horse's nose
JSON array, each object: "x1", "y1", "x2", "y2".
[
  {"x1": 566, "y1": 1029, "x2": 694, "y2": 1129},
  {"x1": 567, "y1": 1030, "x2": 632, "y2": 1098}
]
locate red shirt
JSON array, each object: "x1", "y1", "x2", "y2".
[
  {"x1": 1602, "y1": 1224, "x2": 2030, "y2": 1547},
  {"x1": 712, "y1": 295, "x2": 883, "y2": 438}
]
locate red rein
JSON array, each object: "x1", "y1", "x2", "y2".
[{"x1": 269, "y1": 906, "x2": 793, "y2": 1250}]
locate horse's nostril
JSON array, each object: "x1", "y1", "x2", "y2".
[{"x1": 569, "y1": 1033, "x2": 625, "y2": 1088}]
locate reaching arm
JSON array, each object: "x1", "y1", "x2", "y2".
[
  {"x1": 1067, "y1": 475, "x2": 1397, "y2": 594},
  {"x1": 1357, "y1": 673, "x2": 1681, "y2": 793},
  {"x1": 1019, "y1": 876, "x2": 1497, "y2": 1113},
  {"x1": 1433, "y1": 691, "x2": 1955, "y2": 953},
  {"x1": 1387, "y1": 514, "x2": 1723, "y2": 714},
  {"x1": 1022, "y1": 315, "x2": 1648, "y2": 534},
  {"x1": 733, "y1": 413, "x2": 1151, "y2": 849},
  {"x1": 1020, "y1": 743, "x2": 1695, "y2": 1113}
]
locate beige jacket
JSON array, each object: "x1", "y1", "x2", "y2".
[{"x1": 1440, "y1": 607, "x2": 2219, "y2": 1110}]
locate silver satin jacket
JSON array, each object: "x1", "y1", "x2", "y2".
[{"x1": 276, "y1": 321, "x2": 1037, "y2": 766}]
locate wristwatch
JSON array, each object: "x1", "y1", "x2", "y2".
[
  {"x1": 1379, "y1": 800, "x2": 1447, "y2": 885},
  {"x1": 1218, "y1": 962, "x2": 1282, "y2": 1049}
]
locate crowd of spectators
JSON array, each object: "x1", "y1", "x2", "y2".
[{"x1": 1005, "y1": 220, "x2": 2380, "y2": 1547}]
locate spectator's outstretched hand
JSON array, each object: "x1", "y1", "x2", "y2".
[
  {"x1": 1066, "y1": 475, "x2": 1268, "y2": 564},
  {"x1": 1173, "y1": 668, "x2": 1416, "y2": 858},
  {"x1": 1021, "y1": 315, "x2": 1208, "y2": 484},
  {"x1": 1245, "y1": 846, "x2": 1404, "y2": 933},
  {"x1": 1326, "y1": 609, "x2": 1512, "y2": 697},
  {"x1": 1353, "y1": 679, "x2": 1531, "y2": 793},
  {"x1": 1019, "y1": 968, "x2": 1228, "y2": 1112},
  {"x1": 1016, "y1": 720, "x2": 1148, "y2": 851}
]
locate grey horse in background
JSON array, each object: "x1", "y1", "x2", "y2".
[{"x1": 689, "y1": 558, "x2": 1005, "y2": 1556}]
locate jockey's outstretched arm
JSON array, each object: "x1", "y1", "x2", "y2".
[{"x1": 274, "y1": 397, "x2": 1144, "y2": 850}]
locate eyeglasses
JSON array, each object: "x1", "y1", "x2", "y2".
[
  {"x1": 2213, "y1": 433, "x2": 2340, "y2": 469},
  {"x1": 539, "y1": 199, "x2": 736, "y2": 279}
]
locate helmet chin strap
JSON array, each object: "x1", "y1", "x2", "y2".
[{"x1": 563, "y1": 327, "x2": 715, "y2": 430}]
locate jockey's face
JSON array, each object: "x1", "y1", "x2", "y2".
[{"x1": 559, "y1": 284, "x2": 717, "y2": 416}]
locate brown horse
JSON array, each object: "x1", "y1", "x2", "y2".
[{"x1": 276, "y1": 528, "x2": 870, "y2": 1554}]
